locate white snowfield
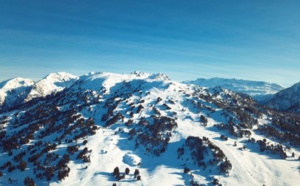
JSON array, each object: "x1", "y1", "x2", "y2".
[{"x1": 0, "y1": 72, "x2": 299, "y2": 186}]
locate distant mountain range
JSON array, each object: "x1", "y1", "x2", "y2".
[
  {"x1": 182, "y1": 77, "x2": 300, "y2": 113},
  {"x1": 0, "y1": 72, "x2": 299, "y2": 186},
  {"x1": 183, "y1": 78, "x2": 284, "y2": 102}
]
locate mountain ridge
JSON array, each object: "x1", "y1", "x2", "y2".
[
  {"x1": 0, "y1": 72, "x2": 299, "y2": 186},
  {"x1": 25, "y1": 72, "x2": 78, "y2": 101},
  {"x1": 0, "y1": 72, "x2": 78, "y2": 112}
]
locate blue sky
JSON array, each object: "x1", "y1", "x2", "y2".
[{"x1": 0, "y1": 0, "x2": 299, "y2": 87}]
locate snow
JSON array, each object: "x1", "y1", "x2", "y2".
[
  {"x1": 183, "y1": 77, "x2": 284, "y2": 99},
  {"x1": 25, "y1": 72, "x2": 78, "y2": 101},
  {"x1": 123, "y1": 153, "x2": 141, "y2": 166},
  {"x1": 0, "y1": 77, "x2": 34, "y2": 90},
  {"x1": 0, "y1": 77, "x2": 34, "y2": 106},
  {"x1": 0, "y1": 72, "x2": 299, "y2": 186},
  {"x1": 0, "y1": 72, "x2": 78, "y2": 110},
  {"x1": 266, "y1": 81, "x2": 300, "y2": 112},
  {"x1": 53, "y1": 73, "x2": 299, "y2": 186}
]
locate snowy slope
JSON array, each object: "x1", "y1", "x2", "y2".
[
  {"x1": 0, "y1": 72, "x2": 299, "y2": 186},
  {"x1": 183, "y1": 78, "x2": 284, "y2": 102},
  {"x1": 265, "y1": 82, "x2": 300, "y2": 112}
]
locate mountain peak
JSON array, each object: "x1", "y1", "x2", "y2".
[
  {"x1": 26, "y1": 72, "x2": 78, "y2": 100},
  {"x1": 0, "y1": 77, "x2": 34, "y2": 90},
  {"x1": 0, "y1": 73, "x2": 79, "y2": 111},
  {"x1": 149, "y1": 73, "x2": 170, "y2": 80},
  {"x1": 130, "y1": 71, "x2": 149, "y2": 77},
  {"x1": 43, "y1": 72, "x2": 78, "y2": 82},
  {"x1": 0, "y1": 77, "x2": 34, "y2": 109}
]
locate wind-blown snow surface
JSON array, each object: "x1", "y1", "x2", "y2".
[
  {"x1": 183, "y1": 78, "x2": 284, "y2": 102},
  {"x1": 0, "y1": 72, "x2": 78, "y2": 111},
  {"x1": 0, "y1": 72, "x2": 299, "y2": 186}
]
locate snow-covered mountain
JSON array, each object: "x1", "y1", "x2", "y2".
[
  {"x1": 0, "y1": 77, "x2": 34, "y2": 110},
  {"x1": 0, "y1": 72, "x2": 78, "y2": 111},
  {"x1": 265, "y1": 82, "x2": 300, "y2": 113},
  {"x1": 0, "y1": 72, "x2": 299, "y2": 186},
  {"x1": 25, "y1": 72, "x2": 78, "y2": 101},
  {"x1": 183, "y1": 78, "x2": 284, "y2": 102}
]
